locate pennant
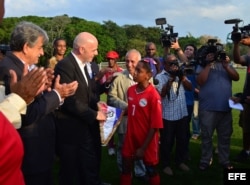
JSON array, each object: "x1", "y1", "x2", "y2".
[{"x1": 99, "y1": 104, "x2": 124, "y2": 145}]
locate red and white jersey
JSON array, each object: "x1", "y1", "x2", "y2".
[{"x1": 123, "y1": 84, "x2": 163, "y2": 165}]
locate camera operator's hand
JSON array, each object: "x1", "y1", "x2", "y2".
[
  {"x1": 181, "y1": 75, "x2": 192, "y2": 91},
  {"x1": 171, "y1": 39, "x2": 181, "y2": 51},
  {"x1": 222, "y1": 56, "x2": 230, "y2": 69},
  {"x1": 167, "y1": 76, "x2": 175, "y2": 85},
  {"x1": 231, "y1": 32, "x2": 242, "y2": 43},
  {"x1": 160, "y1": 76, "x2": 175, "y2": 98},
  {"x1": 240, "y1": 37, "x2": 250, "y2": 46},
  {"x1": 205, "y1": 53, "x2": 215, "y2": 65},
  {"x1": 170, "y1": 39, "x2": 188, "y2": 63},
  {"x1": 230, "y1": 96, "x2": 241, "y2": 104},
  {"x1": 177, "y1": 69, "x2": 184, "y2": 81},
  {"x1": 232, "y1": 96, "x2": 250, "y2": 104}
]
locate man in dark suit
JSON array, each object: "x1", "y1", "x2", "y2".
[
  {"x1": 0, "y1": 21, "x2": 78, "y2": 185},
  {"x1": 54, "y1": 32, "x2": 107, "y2": 185}
]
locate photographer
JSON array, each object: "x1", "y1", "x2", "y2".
[
  {"x1": 196, "y1": 43, "x2": 239, "y2": 170},
  {"x1": 155, "y1": 54, "x2": 192, "y2": 176},
  {"x1": 174, "y1": 42, "x2": 200, "y2": 161},
  {"x1": 232, "y1": 36, "x2": 250, "y2": 162}
]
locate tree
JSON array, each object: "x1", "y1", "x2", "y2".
[
  {"x1": 41, "y1": 15, "x2": 71, "y2": 58},
  {"x1": 123, "y1": 24, "x2": 147, "y2": 40},
  {"x1": 102, "y1": 20, "x2": 128, "y2": 57},
  {"x1": 198, "y1": 35, "x2": 221, "y2": 46},
  {"x1": 178, "y1": 36, "x2": 201, "y2": 49},
  {"x1": 126, "y1": 38, "x2": 146, "y2": 57},
  {"x1": 1, "y1": 15, "x2": 233, "y2": 66}
]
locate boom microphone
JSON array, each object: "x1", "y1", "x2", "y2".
[{"x1": 224, "y1": 18, "x2": 242, "y2": 24}]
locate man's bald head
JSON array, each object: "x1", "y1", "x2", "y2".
[
  {"x1": 73, "y1": 32, "x2": 98, "y2": 49},
  {"x1": 72, "y1": 32, "x2": 98, "y2": 63}
]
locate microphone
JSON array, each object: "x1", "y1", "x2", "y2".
[{"x1": 224, "y1": 19, "x2": 242, "y2": 24}]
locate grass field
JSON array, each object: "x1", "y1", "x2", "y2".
[{"x1": 54, "y1": 68, "x2": 250, "y2": 185}]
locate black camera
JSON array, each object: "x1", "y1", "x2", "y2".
[
  {"x1": 224, "y1": 18, "x2": 250, "y2": 42},
  {"x1": 196, "y1": 39, "x2": 226, "y2": 67},
  {"x1": 180, "y1": 59, "x2": 197, "y2": 75},
  {"x1": 155, "y1": 18, "x2": 178, "y2": 48},
  {"x1": 166, "y1": 60, "x2": 184, "y2": 78},
  {"x1": 239, "y1": 24, "x2": 250, "y2": 39}
]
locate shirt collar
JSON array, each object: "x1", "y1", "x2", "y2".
[{"x1": 71, "y1": 51, "x2": 86, "y2": 67}]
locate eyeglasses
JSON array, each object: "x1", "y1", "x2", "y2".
[{"x1": 167, "y1": 59, "x2": 178, "y2": 66}]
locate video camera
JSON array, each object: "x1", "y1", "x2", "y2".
[
  {"x1": 155, "y1": 18, "x2": 178, "y2": 48},
  {"x1": 196, "y1": 39, "x2": 226, "y2": 67},
  {"x1": 179, "y1": 59, "x2": 198, "y2": 75},
  {"x1": 224, "y1": 18, "x2": 250, "y2": 42}
]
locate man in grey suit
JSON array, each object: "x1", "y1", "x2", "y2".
[{"x1": 54, "y1": 32, "x2": 107, "y2": 185}]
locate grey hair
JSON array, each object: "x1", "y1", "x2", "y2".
[
  {"x1": 10, "y1": 21, "x2": 49, "y2": 51},
  {"x1": 125, "y1": 49, "x2": 141, "y2": 61}
]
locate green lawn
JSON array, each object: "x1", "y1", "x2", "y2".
[{"x1": 54, "y1": 68, "x2": 250, "y2": 185}]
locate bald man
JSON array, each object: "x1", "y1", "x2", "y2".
[{"x1": 54, "y1": 32, "x2": 107, "y2": 185}]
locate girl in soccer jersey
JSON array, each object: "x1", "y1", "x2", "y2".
[{"x1": 120, "y1": 59, "x2": 163, "y2": 185}]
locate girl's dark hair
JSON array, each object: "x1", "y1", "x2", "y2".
[
  {"x1": 139, "y1": 59, "x2": 153, "y2": 73},
  {"x1": 53, "y1": 37, "x2": 66, "y2": 47}
]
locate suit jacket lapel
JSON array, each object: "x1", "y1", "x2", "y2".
[
  {"x1": 6, "y1": 52, "x2": 25, "y2": 80},
  {"x1": 68, "y1": 53, "x2": 91, "y2": 97}
]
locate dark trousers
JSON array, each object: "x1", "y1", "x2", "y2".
[
  {"x1": 160, "y1": 117, "x2": 189, "y2": 168},
  {"x1": 184, "y1": 105, "x2": 194, "y2": 160},
  {"x1": 24, "y1": 170, "x2": 53, "y2": 185},
  {"x1": 57, "y1": 127, "x2": 102, "y2": 185}
]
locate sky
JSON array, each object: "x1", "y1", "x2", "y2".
[{"x1": 4, "y1": 0, "x2": 250, "y2": 44}]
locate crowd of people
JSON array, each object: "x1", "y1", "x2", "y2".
[{"x1": 1, "y1": 1, "x2": 250, "y2": 185}]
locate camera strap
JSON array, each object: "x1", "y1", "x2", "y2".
[{"x1": 167, "y1": 78, "x2": 181, "y2": 101}]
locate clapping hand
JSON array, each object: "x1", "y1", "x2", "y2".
[
  {"x1": 9, "y1": 66, "x2": 47, "y2": 104},
  {"x1": 53, "y1": 75, "x2": 78, "y2": 100},
  {"x1": 44, "y1": 68, "x2": 55, "y2": 91}
]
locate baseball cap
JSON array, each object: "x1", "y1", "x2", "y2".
[{"x1": 106, "y1": 51, "x2": 119, "y2": 59}]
